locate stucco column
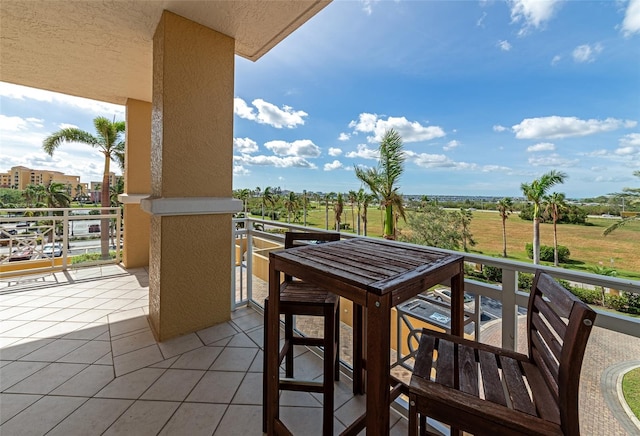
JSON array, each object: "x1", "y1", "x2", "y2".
[
  {"x1": 141, "y1": 11, "x2": 241, "y2": 341},
  {"x1": 119, "y1": 99, "x2": 151, "y2": 269}
]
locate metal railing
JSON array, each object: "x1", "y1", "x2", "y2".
[
  {"x1": 232, "y1": 217, "x2": 640, "y2": 353},
  {"x1": 0, "y1": 207, "x2": 122, "y2": 276}
]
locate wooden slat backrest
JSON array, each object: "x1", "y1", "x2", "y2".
[
  {"x1": 526, "y1": 271, "x2": 596, "y2": 435},
  {"x1": 283, "y1": 232, "x2": 340, "y2": 282}
]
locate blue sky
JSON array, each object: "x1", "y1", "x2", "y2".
[{"x1": 1, "y1": 0, "x2": 639, "y2": 198}]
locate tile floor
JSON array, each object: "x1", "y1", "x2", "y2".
[{"x1": 0, "y1": 266, "x2": 408, "y2": 435}]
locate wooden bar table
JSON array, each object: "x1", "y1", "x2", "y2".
[{"x1": 265, "y1": 237, "x2": 464, "y2": 436}]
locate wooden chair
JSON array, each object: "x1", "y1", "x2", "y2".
[
  {"x1": 408, "y1": 270, "x2": 596, "y2": 436},
  {"x1": 263, "y1": 231, "x2": 341, "y2": 436}
]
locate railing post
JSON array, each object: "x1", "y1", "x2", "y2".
[
  {"x1": 62, "y1": 209, "x2": 69, "y2": 270},
  {"x1": 246, "y1": 218, "x2": 253, "y2": 303},
  {"x1": 501, "y1": 268, "x2": 518, "y2": 351}
]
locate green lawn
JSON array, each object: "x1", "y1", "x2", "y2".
[
  {"x1": 256, "y1": 205, "x2": 640, "y2": 279},
  {"x1": 622, "y1": 367, "x2": 640, "y2": 419}
]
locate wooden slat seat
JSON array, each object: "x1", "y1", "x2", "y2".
[
  {"x1": 409, "y1": 270, "x2": 596, "y2": 436},
  {"x1": 262, "y1": 232, "x2": 341, "y2": 436}
]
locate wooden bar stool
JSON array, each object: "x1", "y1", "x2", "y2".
[{"x1": 262, "y1": 231, "x2": 341, "y2": 436}]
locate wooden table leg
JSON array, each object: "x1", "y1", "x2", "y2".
[
  {"x1": 353, "y1": 303, "x2": 365, "y2": 395},
  {"x1": 365, "y1": 293, "x2": 391, "y2": 436}
]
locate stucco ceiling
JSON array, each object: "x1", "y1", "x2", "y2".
[{"x1": 0, "y1": 0, "x2": 330, "y2": 105}]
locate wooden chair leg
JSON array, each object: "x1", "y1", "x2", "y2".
[
  {"x1": 408, "y1": 393, "x2": 417, "y2": 436},
  {"x1": 285, "y1": 313, "x2": 294, "y2": 377}
]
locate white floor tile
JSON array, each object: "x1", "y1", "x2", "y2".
[
  {"x1": 4, "y1": 362, "x2": 88, "y2": 394},
  {"x1": 0, "y1": 395, "x2": 86, "y2": 436},
  {"x1": 159, "y1": 402, "x2": 226, "y2": 436},
  {"x1": 0, "y1": 393, "x2": 42, "y2": 424},
  {"x1": 50, "y1": 364, "x2": 115, "y2": 396},
  {"x1": 140, "y1": 368, "x2": 205, "y2": 401},
  {"x1": 102, "y1": 400, "x2": 180, "y2": 436},
  {"x1": 46, "y1": 398, "x2": 133, "y2": 436},
  {"x1": 95, "y1": 367, "x2": 166, "y2": 399},
  {"x1": 186, "y1": 371, "x2": 245, "y2": 404}
]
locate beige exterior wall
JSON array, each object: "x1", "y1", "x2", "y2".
[
  {"x1": 123, "y1": 99, "x2": 152, "y2": 268},
  {"x1": 147, "y1": 11, "x2": 236, "y2": 341}
]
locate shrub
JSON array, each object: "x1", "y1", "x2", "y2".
[
  {"x1": 518, "y1": 272, "x2": 534, "y2": 292},
  {"x1": 569, "y1": 286, "x2": 601, "y2": 305},
  {"x1": 483, "y1": 265, "x2": 502, "y2": 282},
  {"x1": 623, "y1": 292, "x2": 640, "y2": 315},
  {"x1": 604, "y1": 294, "x2": 629, "y2": 312},
  {"x1": 525, "y1": 243, "x2": 571, "y2": 263}
]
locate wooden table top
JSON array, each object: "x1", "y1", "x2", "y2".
[{"x1": 270, "y1": 237, "x2": 464, "y2": 300}]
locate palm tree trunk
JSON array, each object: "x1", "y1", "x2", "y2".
[
  {"x1": 384, "y1": 205, "x2": 394, "y2": 239},
  {"x1": 502, "y1": 217, "x2": 508, "y2": 258},
  {"x1": 533, "y1": 218, "x2": 540, "y2": 264},
  {"x1": 100, "y1": 171, "x2": 110, "y2": 260},
  {"x1": 553, "y1": 220, "x2": 559, "y2": 266}
]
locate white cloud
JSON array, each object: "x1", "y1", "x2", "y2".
[
  {"x1": 233, "y1": 137, "x2": 259, "y2": 154},
  {"x1": 498, "y1": 40, "x2": 512, "y2": 51},
  {"x1": 622, "y1": 0, "x2": 640, "y2": 37},
  {"x1": 324, "y1": 160, "x2": 344, "y2": 171},
  {"x1": 551, "y1": 55, "x2": 562, "y2": 66},
  {"x1": 348, "y1": 113, "x2": 445, "y2": 143},
  {"x1": 527, "y1": 142, "x2": 556, "y2": 152},
  {"x1": 264, "y1": 139, "x2": 321, "y2": 158},
  {"x1": 481, "y1": 165, "x2": 512, "y2": 172},
  {"x1": 404, "y1": 150, "x2": 476, "y2": 170},
  {"x1": 338, "y1": 132, "x2": 350, "y2": 141},
  {"x1": 234, "y1": 154, "x2": 317, "y2": 169},
  {"x1": 443, "y1": 140, "x2": 461, "y2": 151},
  {"x1": 328, "y1": 147, "x2": 343, "y2": 157},
  {"x1": 233, "y1": 97, "x2": 307, "y2": 128},
  {"x1": 360, "y1": 0, "x2": 379, "y2": 15},
  {"x1": 493, "y1": 125, "x2": 508, "y2": 132},
  {"x1": 233, "y1": 98, "x2": 256, "y2": 121},
  {"x1": 477, "y1": 12, "x2": 487, "y2": 28},
  {"x1": 509, "y1": 0, "x2": 562, "y2": 35},
  {"x1": 345, "y1": 144, "x2": 379, "y2": 159},
  {"x1": 58, "y1": 123, "x2": 78, "y2": 130},
  {"x1": 233, "y1": 165, "x2": 250, "y2": 176},
  {"x1": 615, "y1": 133, "x2": 640, "y2": 156},
  {"x1": 512, "y1": 116, "x2": 637, "y2": 139},
  {"x1": 0, "y1": 82, "x2": 124, "y2": 118},
  {"x1": 572, "y1": 43, "x2": 603, "y2": 63},
  {"x1": 528, "y1": 154, "x2": 579, "y2": 167},
  {"x1": 0, "y1": 114, "x2": 32, "y2": 132}
]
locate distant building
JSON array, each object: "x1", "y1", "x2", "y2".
[
  {"x1": 0, "y1": 165, "x2": 87, "y2": 198},
  {"x1": 89, "y1": 174, "x2": 122, "y2": 203}
]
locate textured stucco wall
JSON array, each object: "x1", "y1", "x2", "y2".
[
  {"x1": 123, "y1": 99, "x2": 152, "y2": 268},
  {"x1": 148, "y1": 11, "x2": 234, "y2": 341}
]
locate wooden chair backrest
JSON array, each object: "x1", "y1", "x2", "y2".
[
  {"x1": 284, "y1": 231, "x2": 340, "y2": 249},
  {"x1": 283, "y1": 232, "x2": 340, "y2": 282},
  {"x1": 526, "y1": 271, "x2": 596, "y2": 435}
]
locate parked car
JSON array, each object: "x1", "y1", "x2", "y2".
[
  {"x1": 88, "y1": 224, "x2": 100, "y2": 233},
  {"x1": 42, "y1": 242, "x2": 63, "y2": 258},
  {"x1": 9, "y1": 247, "x2": 34, "y2": 262},
  {"x1": 429, "y1": 288, "x2": 478, "y2": 313}
]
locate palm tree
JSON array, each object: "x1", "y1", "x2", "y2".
[
  {"x1": 361, "y1": 192, "x2": 376, "y2": 237},
  {"x1": 234, "y1": 188, "x2": 251, "y2": 214},
  {"x1": 75, "y1": 183, "x2": 85, "y2": 203},
  {"x1": 520, "y1": 170, "x2": 567, "y2": 264},
  {"x1": 604, "y1": 170, "x2": 640, "y2": 236},
  {"x1": 284, "y1": 192, "x2": 298, "y2": 223},
  {"x1": 348, "y1": 190, "x2": 357, "y2": 231},
  {"x1": 44, "y1": 182, "x2": 71, "y2": 208},
  {"x1": 354, "y1": 129, "x2": 406, "y2": 239},
  {"x1": 261, "y1": 186, "x2": 275, "y2": 220},
  {"x1": 355, "y1": 188, "x2": 365, "y2": 235},
  {"x1": 43, "y1": 116, "x2": 125, "y2": 259},
  {"x1": 496, "y1": 197, "x2": 513, "y2": 257},
  {"x1": 323, "y1": 192, "x2": 335, "y2": 230},
  {"x1": 457, "y1": 208, "x2": 476, "y2": 252},
  {"x1": 334, "y1": 193, "x2": 344, "y2": 231},
  {"x1": 589, "y1": 263, "x2": 617, "y2": 306},
  {"x1": 544, "y1": 192, "x2": 567, "y2": 266}
]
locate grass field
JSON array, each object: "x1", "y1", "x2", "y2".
[
  {"x1": 263, "y1": 205, "x2": 640, "y2": 279},
  {"x1": 622, "y1": 367, "x2": 640, "y2": 419}
]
